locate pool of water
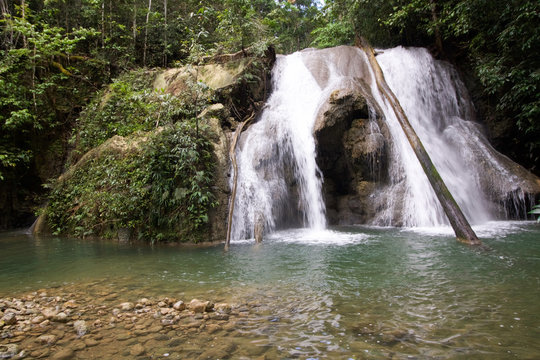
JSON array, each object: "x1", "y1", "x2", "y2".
[{"x1": 1, "y1": 222, "x2": 539, "y2": 359}]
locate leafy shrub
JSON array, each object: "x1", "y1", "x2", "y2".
[
  {"x1": 72, "y1": 69, "x2": 207, "y2": 158},
  {"x1": 46, "y1": 121, "x2": 217, "y2": 243}
]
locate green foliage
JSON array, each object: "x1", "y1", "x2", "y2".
[
  {"x1": 145, "y1": 122, "x2": 217, "y2": 241},
  {"x1": 530, "y1": 203, "x2": 540, "y2": 223},
  {"x1": 46, "y1": 122, "x2": 216, "y2": 243},
  {"x1": 73, "y1": 68, "x2": 210, "y2": 157},
  {"x1": 318, "y1": 0, "x2": 540, "y2": 171},
  {"x1": 311, "y1": 20, "x2": 354, "y2": 48},
  {"x1": 0, "y1": 5, "x2": 106, "y2": 188}
]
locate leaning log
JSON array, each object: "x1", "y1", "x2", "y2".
[
  {"x1": 356, "y1": 36, "x2": 481, "y2": 246},
  {"x1": 225, "y1": 114, "x2": 254, "y2": 251}
]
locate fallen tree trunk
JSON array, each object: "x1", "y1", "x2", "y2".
[
  {"x1": 225, "y1": 114, "x2": 254, "y2": 251},
  {"x1": 356, "y1": 36, "x2": 481, "y2": 246}
]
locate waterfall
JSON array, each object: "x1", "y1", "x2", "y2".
[
  {"x1": 370, "y1": 47, "x2": 493, "y2": 226},
  {"x1": 231, "y1": 52, "x2": 327, "y2": 240},
  {"x1": 230, "y1": 46, "x2": 538, "y2": 240}
]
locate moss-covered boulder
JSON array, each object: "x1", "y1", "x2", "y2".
[{"x1": 36, "y1": 48, "x2": 276, "y2": 243}]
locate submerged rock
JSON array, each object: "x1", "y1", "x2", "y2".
[
  {"x1": 189, "y1": 299, "x2": 213, "y2": 313},
  {"x1": 130, "y1": 344, "x2": 146, "y2": 356},
  {"x1": 1, "y1": 312, "x2": 17, "y2": 326},
  {"x1": 73, "y1": 320, "x2": 87, "y2": 337},
  {"x1": 0, "y1": 344, "x2": 18, "y2": 359}
]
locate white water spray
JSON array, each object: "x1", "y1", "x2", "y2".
[
  {"x1": 231, "y1": 53, "x2": 327, "y2": 240},
  {"x1": 230, "y1": 46, "x2": 538, "y2": 240}
]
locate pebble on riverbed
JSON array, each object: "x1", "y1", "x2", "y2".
[{"x1": 0, "y1": 288, "x2": 240, "y2": 360}]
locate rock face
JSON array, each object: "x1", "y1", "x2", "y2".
[
  {"x1": 33, "y1": 48, "x2": 276, "y2": 243},
  {"x1": 313, "y1": 84, "x2": 540, "y2": 226},
  {"x1": 314, "y1": 86, "x2": 391, "y2": 225}
]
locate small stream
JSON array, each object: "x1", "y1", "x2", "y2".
[{"x1": 1, "y1": 223, "x2": 539, "y2": 359}]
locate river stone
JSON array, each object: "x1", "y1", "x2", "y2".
[
  {"x1": 63, "y1": 300, "x2": 78, "y2": 309},
  {"x1": 160, "y1": 307, "x2": 172, "y2": 315},
  {"x1": 73, "y1": 320, "x2": 87, "y2": 336},
  {"x1": 198, "y1": 341, "x2": 236, "y2": 360},
  {"x1": 84, "y1": 338, "x2": 99, "y2": 347},
  {"x1": 0, "y1": 344, "x2": 18, "y2": 359},
  {"x1": 214, "y1": 303, "x2": 232, "y2": 314},
  {"x1": 130, "y1": 344, "x2": 146, "y2": 356},
  {"x1": 205, "y1": 324, "x2": 221, "y2": 334},
  {"x1": 148, "y1": 325, "x2": 163, "y2": 333},
  {"x1": 116, "y1": 332, "x2": 131, "y2": 341},
  {"x1": 189, "y1": 299, "x2": 214, "y2": 313},
  {"x1": 38, "y1": 334, "x2": 57, "y2": 345},
  {"x1": 70, "y1": 341, "x2": 86, "y2": 351},
  {"x1": 42, "y1": 308, "x2": 58, "y2": 319},
  {"x1": 2, "y1": 312, "x2": 17, "y2": 325},
  {"x1": 53, "y1": 312, "x2": 69, "y2": 322},
  {"x1": 120, "y1": 302, "x2": 134, "y2": 311},
  {"x1": 173, "y1": 300, "x2": 186, "y2": 311},
  {"x1": 138, "y1": 298, "x2": 152, "y2": 306},
  {"x1": 51, "y1": 347, "x2": 74, "y2": 360}
]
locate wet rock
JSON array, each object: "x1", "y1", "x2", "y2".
[
  {"x1": 138, "y1": 298, "x2": 152, "y2": 306},
  {"x1": 84, "y1": 338, "x2": 98, "y2": 347},
  {"x1": 73, "y1": 320, "x2": 87, "y2": 336},
  {"x1": 130, "y1": 343, "x2": 146, "y2": 356},
  {"x1": 2, "y1": 312, "x2": 17, "y2": 325},
  {"x1": 381, "y1": 329, "x2": 416, "y2": 344},
  {"x1": 70, "y1": 341, "x2": 86, "y2": 351},
  {"x1": 120, "y1": 302, "x2": 134, "y2": 311},
  {"x1": 161, "y1": 319, "x2": 176, "y2": 326},
  {"x1": 38, "y1": 334, "x2": 57, "y2": 345},
  {"x1": 173, "y1": 301, "x2": 186, "y2": 311},
  {"x1": 214, "y1": 303, "x2": 232, "y2": 314},
  {"x1": 189, "y1": 299, "x2": 213, "y2": 313},
  {"x1": 206, "y1": 324, "x2": 221, "y2": 334},
  {"x1": 198, "y1": 341, "x2": 236, "y2": 360},
  {"x1": 31, "y1": 348, "x2": 50, "y2": 358},
  {"x1": 168, "y1": 338, "x2": 183, "y2": 347},
  {"x1": 53, "y1": 312, "x2": 69, "y2": 322},
  {"x1": 42, "y1": 308, "x2": 58, "y2": 319},
  {"x1": 210, "y1": 313, "x2": 229, "y2": 321},
  {"x1": 160, "y1": 307, "x2": 172, "y2": 315},
  {"x1": 51, "y1": 347, "x2": 74, "y2": 360},
  {"x1": 0, "y1": 344, "x2": 18, "y2": 359},
  {"x1": 148, "y1": 325, "x2": 163, "y2": 333},
  {"x1": 116, "y1": 332, "x2": 131, "y2": 341},
  {"x1": 154, "y1": 334, "x2": 169, "y2": 341},
  {"x1": 63, "y1": 300, "x2": 78, "y2": 309}
]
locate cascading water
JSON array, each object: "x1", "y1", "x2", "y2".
[
  {"x1": 231, "y1": 45, "x2": 539, "y2": 240},
  {"x1": 231, "y1": 52, "x2": 327, "y2": 240},
  {"x1": 370, "y1": 47, "x2": 493, "y2": 226}
]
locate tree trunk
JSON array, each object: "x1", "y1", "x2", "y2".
[
  {"x1": 163, "y1": 0, "x2": 167, "y2": 66},
  {"x1": 1, "y1": 0, "x2": 13, "y2": 48},
  {"x1": 132, "y1": 3, "x2": 137, "y2": 54},
  {"x1": 225, "y1": 115, "x2": 254, "y2": 250},
  {"x1": 429, "y1": 0, "x2": 444, "y2": 56},
  {"x1": 356, "y1": 36, "x2": 481, "y2": 246},
  {"x1": 101, "y1": 0, "x2": 105, "y2": 48},
  {"x1": 143, "y1": 0, "x2": 152, "y2": 66},
  {"x1": 21, "y1": 0, "x2": 27, "y2": 48}
]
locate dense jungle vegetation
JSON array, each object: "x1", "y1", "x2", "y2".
[{"x1": 1, "y1": 0, "x2": 538, "y2": 235}]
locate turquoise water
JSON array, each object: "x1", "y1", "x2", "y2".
[{"x1": 1, "y1": 222, "x2": 539, "y2": 359}]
